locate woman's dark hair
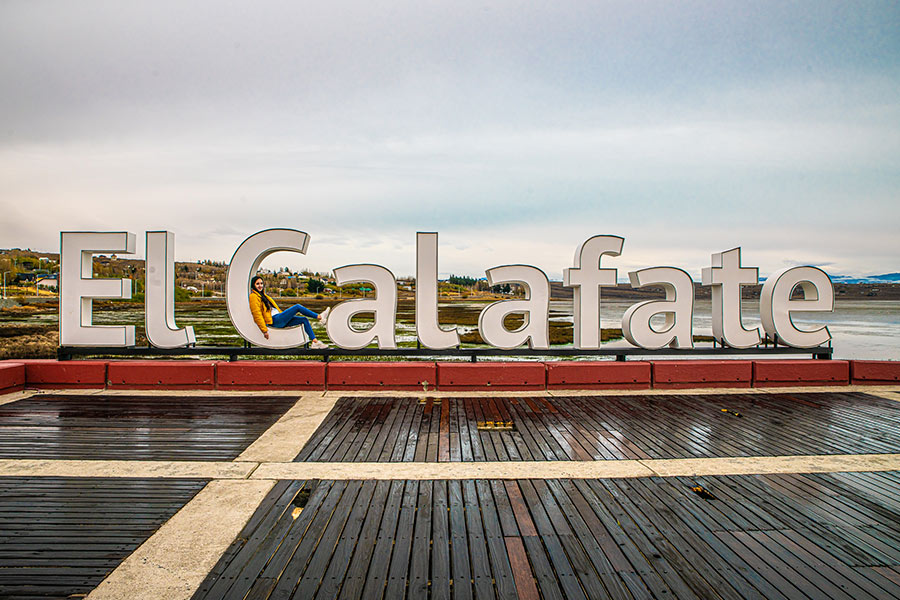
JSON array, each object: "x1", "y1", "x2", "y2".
[{"x1": 250, "y1": 275, "x2": 275, "y2": 310}]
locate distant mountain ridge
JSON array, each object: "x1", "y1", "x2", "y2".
[{"x1": 831, "y1": 273, "x2": 900, "y2": 284}]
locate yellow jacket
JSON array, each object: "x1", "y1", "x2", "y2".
[{"x1": 249, "y1": 292, "x2": 280, "y2": 333}]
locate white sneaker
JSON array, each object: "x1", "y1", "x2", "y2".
[
  {"x1": 311, "y1": 339, "x2": 329, "y2": 349},
  {"x1": 318, "y1": 307, "x2": 330, "y2": 325}
]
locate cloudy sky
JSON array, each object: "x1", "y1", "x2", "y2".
[{"x1": 1, "y1": 1, "x2": 898, "y2": 280}]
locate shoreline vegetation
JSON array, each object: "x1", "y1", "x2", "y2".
[
  {"x1": 0, "y1": 296, "x2": 634, "y2": 359},
  {"x1": 2, "y1": 281, "x2": 899, "y2": 359}
]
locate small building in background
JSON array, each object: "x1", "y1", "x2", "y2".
[{"x1": 36, "y1": 275, "x2": 58, "y2": 289}]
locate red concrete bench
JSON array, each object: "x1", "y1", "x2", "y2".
[
  {"x1": 0, "y1": 362, "x2": 25, "y2": 394},
  {"x1": 217, "y1": 361, "x2": 326, "y2": 390},
  {"x1": 546, "y1": 361, "x2": 650, "y2": 390},
  {"x1": 437, "y1": 362, "x2": 546, "y2": 391},
  {"x1": 107, "y1": 361, "x2": 215, "y2": 390},
  {"x1": 752, "y1": 360, "x2": 849, "y2": 387},
  {"x1": 652, "y1": 360, "x2": 752, "y2": 389},
  {"x1": 850, "y1": 360, "x2": 900, "y2": 385},
  {"x1": 19, "y1": 359, "x2": 108, "y2": 389},
  {"x1": 327, "y1": 362, "x2": 436, "y2": 391}
]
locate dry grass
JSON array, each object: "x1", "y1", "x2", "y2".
[
  {"x1": 0, "y1": 327, "x2": 58, "y2": 358},
  {"x1": 0, "y1": 304, "x2": 56, "y2": 317},
  {"x1": 459, "y1": 319, "x2": 623, "y2": 345}
]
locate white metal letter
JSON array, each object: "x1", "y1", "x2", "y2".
[
  {"x1": 760, "y1": 266, "x2": 834, "y2": 348},
  {"x1": 416, "y1": 232, "x2": 460, "y2": 349},
  {"x1": 701, "y1": 248, "x2": 762, "y2": 348},
  {"x1": 226, "y1": 229, "x2": 310, "y2": 349},
  {"x1": 622, "y1": 267, "x2": 694, "y2": 349},
  {"x1": 563, "y1": 236, "x2": 624, "y2": 349},
  {"x1": 145, "y1": 231, "x2": 196, "y2": 348},
  {"x1": 59, "y1": 232, "x2": 136, "y2": 347},
  {"x1": 478, "y1": 265, "x2": 550, "y2": 350},
  {"x1": 327, "y1": 264, "x2": 398, "y2": 349}
]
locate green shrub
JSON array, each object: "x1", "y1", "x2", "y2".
[{"x1": 307, "y1": 278, "x2": 326, "y2": 294}]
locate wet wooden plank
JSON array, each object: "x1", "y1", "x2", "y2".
[
  {"x1": 365, "y1": 399, "x2": 407, "y2": 462},
  {"x1": 516, "y1": 480, "x2": 587, "y2": 600},
  {"x1": 386, "y1": 398, "x2": 417, "y2": 462},
  {"x1": 439, "y1": 398, "x2": 451, "y2": 463},
  {"x1": 462, "y1": 398, "x2": 484, "y2": 461},
  {"x1": 338, "y1": 480, "x2": 392, "y2": 599},
  {"x1": 733, "y1": 474, "x2": 900, "y2": 567},
  {"x1": 358, "y1": 480, "x2": 405, "y2": 600},
  {"x1": 431, "y1": 480, "x2": 451, "y2": 600},
  {"x1": 448, "y1": 398, "x2": 462, "y2": 463},
  {"x1": 447, "y1": 480, "x2": 473, "y2": 600},
  {"x1": 303, "y1": 398, "x2": 371, "y2": 461},
  {"x1": 531, "y1": 479, "x2": 610, "y2": 599},
  {"x1": 314, "y1": 480, "x2": 378, "y2": 600},
  {"x1": 403, "y1": 399, "x2": 426, "y2": 462},
  {"x1": 520, "y1": 536, "x2": 566, "y2": 600},
  {"x1": 475, "y1": 480, "x2": 519, "y2": 600},
  {"x1": 505, "y1": 399, "x2": 551, "y2": 460},
  {"x1": 231, "y1": 481, "x2": 331, "y2": 599},
  {"x1": 461, "y1": 479, "x2": 494, "y2": 599},
  {"x1": 263, "y1": 481, "x2": 350, "y2": 600},
  {"x1": 291, "y1": 481, "x2": 365, "y2": 599},
  {"x1": 383, "y1": 480, "x2": 418, "y2": 598},
  {"x1": 490, "y1": 480, "x2": 519, "y2": 538},
  {"x1": 353, "y1": 400, "x2": 396, "y2": 462},
  {"x1": 505, "y1": 536, "x2": 539, "y2": 600},
  {"x1": 747, "y1": 530, "x2": 859, "y2": 600},
  {"x1": 408, "y1": 480, "x2": 433, "y2": 598},
  {"x1": 626, "y1": 477, "x2": 788, "y2": 600},
  {"x1": 503, "y1": 481, "x2": 536, "y2": 537},
  {"x1": 554, "y1": 479, "x2": 653, "y2": 599},
  {"x1": 715, "y1": 530, "x2": 820, "y2": 600},
  {"x1": 773, "y1": 528, "x2": 894, "y2": 600},
  {"x1": 0, "y1": 394, "x2": 297, "y2": 461},
  {"x1": 0, "y1": 477, "x2": 206, "y2": 600}
]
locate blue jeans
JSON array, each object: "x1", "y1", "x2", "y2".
[{"x1": 270, "y1": 304, "x2": 318, "y2": 340}]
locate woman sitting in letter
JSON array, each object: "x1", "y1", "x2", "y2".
[{"x1": 249, "y1": 275, "x2": 330, "y2": 348}]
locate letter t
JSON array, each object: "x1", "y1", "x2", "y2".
[{"x1": 701, "y1": 247, "x2": 761, "y2": 348}]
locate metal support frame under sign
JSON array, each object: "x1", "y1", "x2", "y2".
[{"x1": 57, "y1": 345, "x2": 833, "y2": 362}]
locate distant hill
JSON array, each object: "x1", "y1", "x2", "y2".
[{"x1": 832, "y1": 273, "x2": 900, "y2": 284}]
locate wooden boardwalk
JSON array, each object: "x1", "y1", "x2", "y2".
[
  {"x1": 0, "y1": 477, "x2": 206, "y2": 599},
  {"x1": 297, "y1": 392, "x2": 900, "y2": 462},
  {"x1": 194, "y1": 472, "x2": 900, "y2": 600},
  {"x1": 1, "y1": 389, "x2": 899, "y2": 598},
  {"x1": 0, "y1": 394, "x2": 296, "y2": 461}
]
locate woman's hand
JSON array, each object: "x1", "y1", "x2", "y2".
[{"x1": 263, "y1": 331, "x2": 269, "y2": 339}]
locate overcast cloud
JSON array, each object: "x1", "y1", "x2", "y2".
[{"x1": 1, "y1": 0, "x2": 898, "y2": 278}]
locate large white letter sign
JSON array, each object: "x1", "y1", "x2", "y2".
[
  {"x1": 416, "y1": 232, "x2": 460, "y2": 349},
  {"x1": 760, "y1": 266, "x2": 834, "y2": 348},
  {"x1": 701, "y1": 247, "x2": 762, "y2": 348},
  {"x1": 327, "y1": 265, "x2": 398, "y2": 349},
  {"x1": 478, "y1": 265, "x2": 550, "y2": 350},
  {"x1": 563, "y1": 236, "x2": 623, "y2": 349},
  {"x1": 59, "y1": 232, "x2": 136, "y2": 346},
  {"x1": 622, "y1": 267, "x2": 694, "y2": 349},
  {"x1": 145, "y1": 231, "x2": 196, "y2": 348},
  {"x1": 226, "y1": 229, "x2": 310, "y2": 349}
]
